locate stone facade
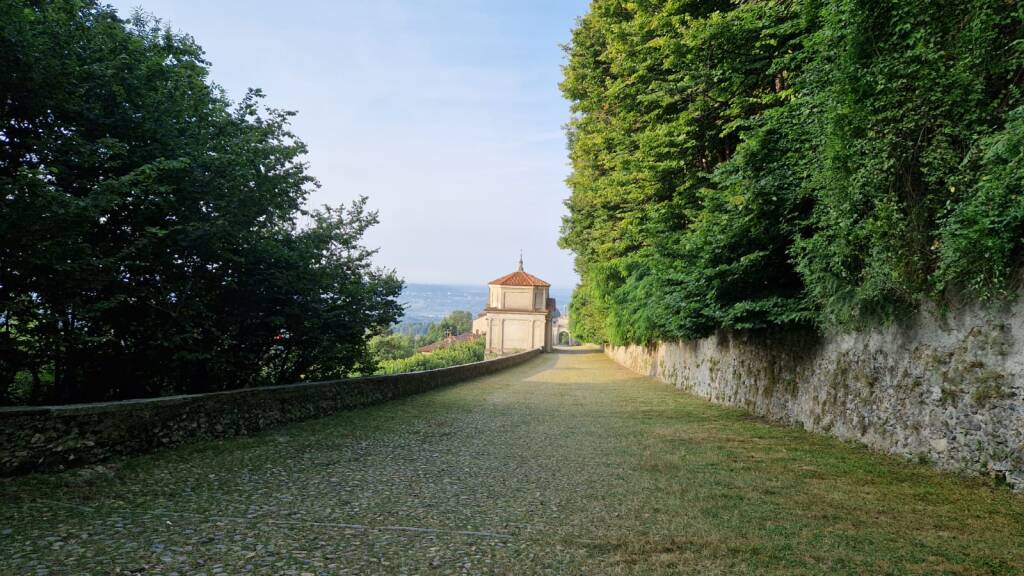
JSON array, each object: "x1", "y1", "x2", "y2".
[
  {"x1": 606, "y1": 300, "x2": 1024, "y2": 490},
  {"x1": 552, "y1": 313, "x2": 577, "y2": 346},
  {"x1": 472, "y1": 313, "x2": 488, "y2": 336},
  {"x1": 483, "y1": 309, "x2": 551, "y2": 355}
]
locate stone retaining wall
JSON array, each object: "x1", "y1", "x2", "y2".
[
  {"x1": 0, "y1": 349, "x2": 541, "y2": 476},
  {"x1": 606, "y1": 301, "x2": 1024, "y2": 490}
]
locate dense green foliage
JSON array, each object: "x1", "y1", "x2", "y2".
[
  {"x1": 367, "y1": 333, "x2": 420, "y2": 363},
  {"x1": 561, "y1": 0, "x2": 1024, "y2": 344},
  {"x1": 375, "y1": 337, "x2": 484, "y2": 376},
  {"x1": 363, "y1": 310, "x2": 479, "y2": 375},
  {"x1": 0, "y1": 1, "x2": 403, "y2": 404},
  {"x1": 366, "y1": 310, "x2": 476, "y2": 366},
  {"x1": 423, "y1": 310, "x2": 473, "y2": 343}
]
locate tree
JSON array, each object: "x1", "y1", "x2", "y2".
[
  {"x1": 424, "y1": 310, "x2": 473, "y2": 343},
  {"x1": 0, "y1": 1, "x2": 402, "y2": 403},
  {"x1": 560, "y1": 0, "x2": 806, "y2": 343},
  {"x1": 367, "y1": 333, "x2": 418, "y2": 363},
  {"x1": 560, "y1": 0, "x2": 1024, "y2": 345}
]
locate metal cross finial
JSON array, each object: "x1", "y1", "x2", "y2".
[{"x1": 518, "y1": 250, "x2": 524, "y2": 272}]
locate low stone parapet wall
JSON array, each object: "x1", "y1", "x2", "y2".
[
  {"x1": 0, "y1": 349, "x2": 541, "y2": 476},
  {"x1": 606, "y1": 301, "x2": 1024, "y2": 490}
]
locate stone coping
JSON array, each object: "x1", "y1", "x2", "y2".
[
  {"x1": 0, "y1": 349, "x2": 542, "y2": 475},
  {"x1": 0, "y1": 350, "x2": 540, "y2": 417}
]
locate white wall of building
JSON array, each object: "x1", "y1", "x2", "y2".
[{"x1": 481, "y1": 283, "x2": 552, "y2": 355}]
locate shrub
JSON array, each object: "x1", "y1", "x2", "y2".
[{"x1": 376, "y1": 338, "x2": 485, "y2": 375}]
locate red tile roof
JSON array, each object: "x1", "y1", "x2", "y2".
[
  {"x1": 488, "y1": 270, "x2": 551, "y2": 287},
  {"x1": 416, "y1": 332, "x2": 481, "y2": 353}
]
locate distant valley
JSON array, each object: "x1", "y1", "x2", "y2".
[{"x1": 395, "y1": 283, "x2": 573, "y2": 335}]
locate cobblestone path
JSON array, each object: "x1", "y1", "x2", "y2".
[{"x1": 2, "y1": 347, "x2": 1022, "y2": 575}]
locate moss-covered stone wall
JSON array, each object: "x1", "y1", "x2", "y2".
[
  {"x1": 0, "y1": 350, "x2": 541, "y2": 476},
  {"x1": 606, "y1": 301, "x2": 1024, "y2": 490}
]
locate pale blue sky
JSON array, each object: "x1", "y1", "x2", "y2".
[{"x1": 106, "y1": 0, "x2": 588, "y2": 289}]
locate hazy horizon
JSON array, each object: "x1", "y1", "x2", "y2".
[
  {"x1": 105, "y1": 0, "x2": 586, "y2": 288},
  {"x1": 398, "y1": 282, "x2": 574, "y2": 326},
  {"x1": 402, "y1": 280, "x2": 576, "y2": 293}
]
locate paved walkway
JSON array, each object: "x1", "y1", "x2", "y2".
[{"x1": 2, "y1": 347, "x2": 1022, "y2": 575}]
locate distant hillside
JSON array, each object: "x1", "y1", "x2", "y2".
[{"x1": 395, "y1": 283, "x2": 573, "y2": 336}]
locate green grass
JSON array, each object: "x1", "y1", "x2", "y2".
[{"x1": 1, "y1": 347, "x2": 1021, "y2": 575}]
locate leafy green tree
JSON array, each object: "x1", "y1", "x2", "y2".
[
  {"x1": 423, "y1": 310, "x2": 474, "y2": 343},
  {"x1": 560, "y1": 0, "x2": 806, "y2": 343},
  {"x1": 792, "y1": 0, "x2": 1024, "y2": 325},
  {"x1": 561, "y1": 0, "x2": 1024, "y2": 344},
  {"x1": 367, "y1": 333, "x2": 418, "y2": 363},
  {"x1": 936, "y1": 110, "x2": 1024, "y2": 298},
  {"x1": 567, "y1": 279, "x2": 608, "y2": 344},
  {"x1": 0, "y1": 1, "x2": 402, "y2": 403}
]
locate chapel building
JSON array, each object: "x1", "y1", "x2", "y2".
[{"x1": 475, "y1": 257, "x2": 555, "y2": 355}]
